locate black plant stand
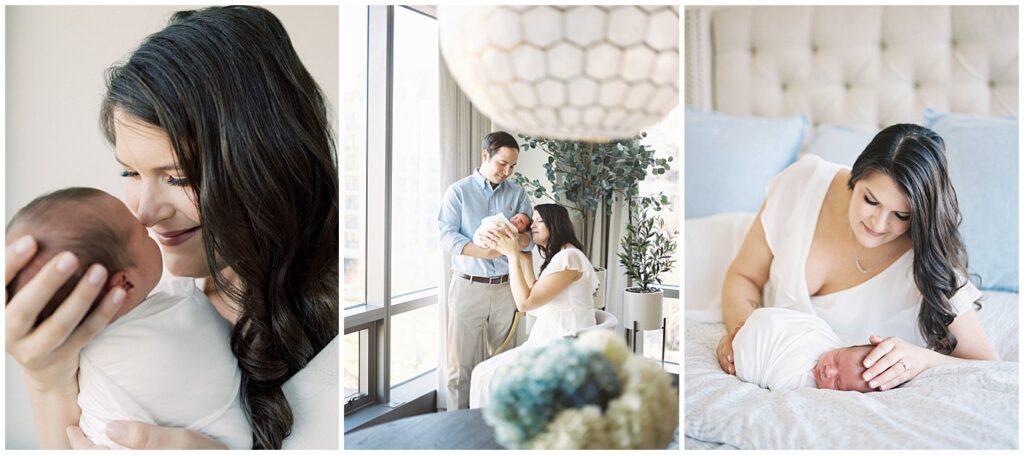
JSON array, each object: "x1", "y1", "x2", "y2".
[{"x1": 625, "y1": 317, "x2": 667, "y2": 369}]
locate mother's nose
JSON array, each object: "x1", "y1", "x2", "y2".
[{"x1": 132, "y1": 185, "x2": 175, "y2": 227}]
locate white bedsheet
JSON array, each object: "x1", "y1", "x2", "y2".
[{"x1": 684, "y1": 291, "x2": 1019, "y2": 449}]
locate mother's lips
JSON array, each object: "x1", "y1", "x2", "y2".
[{"x1": 156, "y1": 226, "x2": 201, "y2": 247}]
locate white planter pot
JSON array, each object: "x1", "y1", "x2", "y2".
[
  {"x1": 623, "y1": 288, "x2": 664, "y2": 331},
  {"x1": 593, "y1": 267, "x2": 607, "y2": 309}
]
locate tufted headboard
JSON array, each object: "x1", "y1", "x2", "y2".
[{"x1": 685, "y1": 6, "x2": 1018, "y2": 130}]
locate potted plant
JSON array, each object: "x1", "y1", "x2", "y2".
[
  {"x1": 617, "y1": 195, "x2": 677, "y2": 350},
  {"x1": 513, "y1": 133, "x2": 671, "y2": 308}
]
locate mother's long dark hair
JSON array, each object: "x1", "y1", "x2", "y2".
[
  {"x1": 535, "y1": 204, "x2": 585, "y2": 272},
  {"x1": 100, "y1": 6, "x2": 338, "y2": 449},
  {"x1": 848, "y1": 124, "x2": 972, "y2": 354}
]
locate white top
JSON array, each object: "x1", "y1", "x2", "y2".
[
  {"x1": 79, "y1": 289, "x2": 250, "y2": 449},
  {"x1": 732, "y1": 307, "x2": 842, "y2": 390},
  {"x1": 760, "y1": 154, "x2": 980, "y2": 347},
  {"x1": 152, "y1": 276, "x2": 339, "y2": 449},
  {"x1": 524, "y1": 248, "x2": 598, "y2": 346}
]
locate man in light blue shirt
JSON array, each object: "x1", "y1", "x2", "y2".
[{"x1": 438, "y1": 131, "x2": 533, "y2": 410}]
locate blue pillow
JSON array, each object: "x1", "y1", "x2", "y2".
[
  {"x1": 924, "y1": 109, "x2": 1019, "y2": 293},
  {"x1": 805, "y1": 125, "x2": 876, "y2": 168},
  {"x1": 684, "y1": 109, "x2": 807, "y2": 218}
]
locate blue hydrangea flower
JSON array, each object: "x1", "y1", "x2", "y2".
[{"x1": 483, "y1": 339, "x2": 623, "y2": 448}]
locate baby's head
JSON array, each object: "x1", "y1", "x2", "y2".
[
  {"x1": 6, "y1": 188, "x2": 163, "y2": 325},
  {"x1": 814, "y1": 345, "x2": 875, "y2": 392},
  {"x1": 509, "y1": 213, "x2": 531, "y2": 233}
]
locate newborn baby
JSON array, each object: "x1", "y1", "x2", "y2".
[
  {"x1": 473, "y1": 212, "x2": 531, "y2": 248},
  {"x1": 731, "y1": 307, "x2": 874, "y2": 392},
  {"x1": 6, "y1": 188, "x2": 250, "y2": 449}
]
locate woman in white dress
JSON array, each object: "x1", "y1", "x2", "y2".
[
  {"x1": 5, "y1": 7, "x2": 337, "y2": 449},
  {"x1": 717, "y1": 124, "x2": 999, "y2": 392},
  {"x1": 469, "y1": 203, "x2": 598, "y2": 408}
]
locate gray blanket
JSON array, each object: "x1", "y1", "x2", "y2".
[{"x1": 684, "y1": 320, "x2": 1018, "y2": 449}]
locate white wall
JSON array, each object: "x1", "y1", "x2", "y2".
[{"x1": 4, "y1": 6, "x2": 337, "y2": 448}]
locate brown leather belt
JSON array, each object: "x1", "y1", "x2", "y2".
[{"x1": 456, "y1": 273, "x2": 509, "y2": 284}]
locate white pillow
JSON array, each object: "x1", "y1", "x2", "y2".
[{"x1": 684, "y1": 212, "x2": 756, "y2": 322}]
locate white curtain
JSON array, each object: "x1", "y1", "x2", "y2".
[{"x1": 436, "y1": 50, "x2": 491, "y2": 411}]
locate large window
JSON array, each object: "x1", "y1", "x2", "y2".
[{"x1": 344, "y1": 5, "x2": 442, "y2": 415}]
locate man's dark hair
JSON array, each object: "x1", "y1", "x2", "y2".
[
  {"x1": 6, "y1": 187, "x2": 134, "y2": 327},
  {"x1": 482, "y1": 131, "x2": 519, "y2": 158}
]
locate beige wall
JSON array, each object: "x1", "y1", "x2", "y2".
[
  {"x1": 5, "y1": 5, "x2": 339, "y2": 222},
  {"x1": 4, "y1": 6, "x2": 337, "y2": 448}
]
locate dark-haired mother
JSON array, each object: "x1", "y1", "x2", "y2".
[
  {"x1": 716, "y1": 124, "x2": 999, "y2": 391},
  {"x1": 5, "y1": 6, "x2": 337, "y2": 449},
  {"x1": 467, "y1": 204, "x2": 599, "y2": 408}
]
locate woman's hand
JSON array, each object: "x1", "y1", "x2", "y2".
[
  {"x1": 487, "y1": 225, "x2": 521, "y2": 257},
  {"x1": 66, "y1": 422, "x2": 227, "y2": 450},
  {"x1": 716, "y1": 323, "x2": 743, "y2": 375},
  {"x1": 861, "y1": 335, "x2": 936, "y2": 391},
  {"x1": 6, "y1": 236, "x2": 125, "y2": 392}
]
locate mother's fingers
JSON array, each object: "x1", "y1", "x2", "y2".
[
  {"x1": 5, "y1": 252, "x2": 80, "y2": 344},
  {"x1": 863, "y1": 336, "x2": 896, "y2": 369},
  {"x1": 864, "y1": 356, "x2": 902, "y2": 389},
  {"x1": 5, "y1": 235, "x2": 38, "y2": 285},
  {"x1": 26, "y1": 265, "x2": 114, "y2": 354},
  {"x1": 875, "y1": 362, "x2": 913, "y2": 391},
  {"x1": 863, "y1": 348, "x2": 902, "y2": 382}
]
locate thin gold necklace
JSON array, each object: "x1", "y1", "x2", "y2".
[{"x1": 851, "y1": 225, "x2": 895, "y2": 274}]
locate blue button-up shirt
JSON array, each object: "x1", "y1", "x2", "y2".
[{"x1": 438, "y1": 170, "x2": 534, "y2": 277}]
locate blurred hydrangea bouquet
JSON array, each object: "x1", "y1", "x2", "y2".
[{"x1": 483, "y1": 330, "x2": 678, "y2": 449}]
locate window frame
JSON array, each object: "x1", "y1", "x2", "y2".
[{"x1": 344, "y1": 4, "x2": 442, "y2": 416}]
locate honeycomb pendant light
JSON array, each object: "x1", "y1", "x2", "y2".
[{"x1": 439, "y1": 5, "x2": 679, "y2": 141}]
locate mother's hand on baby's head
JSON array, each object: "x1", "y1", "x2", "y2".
[
  {"x1": 67, "y1": 421, "x2": 228, "y2": 450},
  {"x1": 5, "y1": 236, "x2": 125, "y2": 391},
  {"x1": 862, "y1": 335, "x2": 932, "y2": 391}
]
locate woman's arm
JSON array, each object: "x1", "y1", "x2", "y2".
[
  {"x1": 5, "y1": 237, "x2": 125, "y2": 448},
  {"x1": 721, "y1": 203, "x2": 773, "y2": 330},
  {"x1": 508, "y1": 255, "x2": 580, "y2": 312},
  {"x1": 518, "y1": 251, "x2": 537, "y2": 289},
  {"x1": 717, "y1": 203, "x2": 774, "y2": 374},
  {"x1": 490, "y1": 227, "x2": 579, "y2": 312},
  {"x1": 863, "y1": 308, "x2": 1000, "y2": 391}
]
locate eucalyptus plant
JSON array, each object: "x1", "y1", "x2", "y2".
[
  {"x1": 513, "y1": 133, "x2": 672, "y2": 265},
  {"x1": 617, "y1": 195, "x2": 677, "y2": 293}
]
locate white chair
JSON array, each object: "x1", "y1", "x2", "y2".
[{"x1": 578, "y1": 309, "x2": 618, "y2": 334}]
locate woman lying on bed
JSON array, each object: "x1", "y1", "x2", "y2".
[{"x1": 716, "y1": 124, "x2": 999, "y2": 392}]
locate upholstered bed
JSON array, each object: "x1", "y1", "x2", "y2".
[{"x1": 683, "y1": 6, "x2": 1019, "y2": 449}]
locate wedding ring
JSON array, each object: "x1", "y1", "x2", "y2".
[{"x1": 897, "y1": 359, "x2": 908, "y2": 372}]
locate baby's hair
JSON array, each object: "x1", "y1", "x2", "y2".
[{"x1": 6, "y1": 187, "x2": 135, "y2": 327}]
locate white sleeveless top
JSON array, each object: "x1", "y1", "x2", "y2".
[
  {"x1": 525, "y1": 248, "x2": 598, "y2": 346},
  {"x1": 760, "y1": 154, "x2": 980, "y2": 347}
]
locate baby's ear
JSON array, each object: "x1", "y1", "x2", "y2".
[{"x1": 106, "y1": 271, "x2": 133, "y2": 292}]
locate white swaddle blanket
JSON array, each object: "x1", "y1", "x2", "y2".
[
  {"x1": 78, "y1": 290, "x2": 250, "y2": 449},
  {"x1": 732, "y1": 308, "x2": 842, "y2": 390},
  {"x1": 473, "y1": 213, "x2": 517, "y2": 249}
]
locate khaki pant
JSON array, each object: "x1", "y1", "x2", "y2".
[{"x1": 445, "y1": 273, "x2": 516, "y2": 410}]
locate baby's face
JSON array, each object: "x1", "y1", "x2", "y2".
[
  {"x1": 814, "y1": 345, "x2": 875, "y2": 392},
  {"x1": 510, "y1": 213, "x2": 531, "y2": 232}
]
